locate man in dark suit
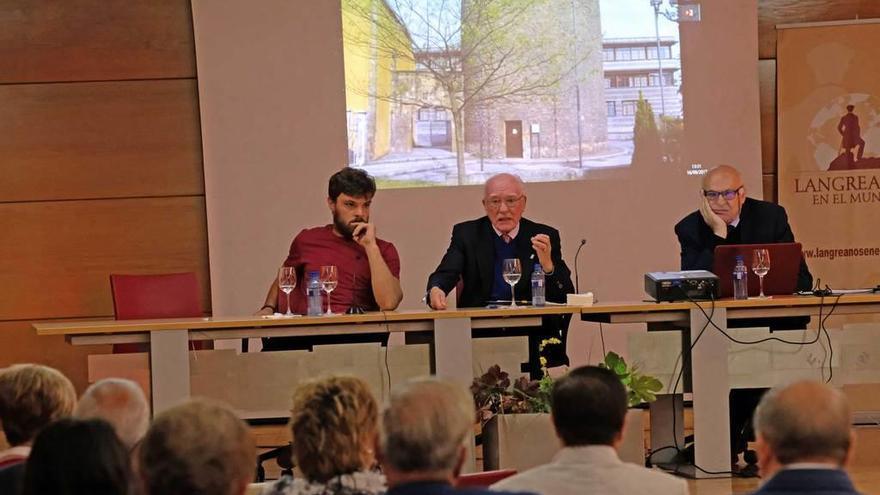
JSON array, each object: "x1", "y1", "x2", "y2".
[
  {"x1": 426, "y1": 173, "x2": 575, "y2": 377},
  {"x1": 379, "y1": 377, "x2": 533, "y2": 495},
  {"x1": 674, "y1": 164, "x2": 812, "y2": 292},
  {"x1": 674, "y1": 164, "x2": 814, "y2": 473},
  {"x1": 751, "y1": 381, "x2": 858, "y2": 495}
]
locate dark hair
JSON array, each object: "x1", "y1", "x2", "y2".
[
  {"x1": 22, "y1": 418, "x2": 130, "y2": 495},
  {"x1": 551, "y1": 366, "x2": 627, "y2": 446},
  {"x1": 846, "y1": 105, "x2": 855, "y2": 112},
  {"x1": 328, "y1": 167, "x2": 376, "y2": 201}
]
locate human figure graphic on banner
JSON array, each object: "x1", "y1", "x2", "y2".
[{"x1": 836, "y1": 104, "x2": 865, "y2": 166}]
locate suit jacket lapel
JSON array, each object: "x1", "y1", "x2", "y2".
[
  {"x1": 738, "y1": 198, "x2": 755, "y2": 243},
  {"x1": 476, "y1": 218, "x2": 496, "y2": 302}
]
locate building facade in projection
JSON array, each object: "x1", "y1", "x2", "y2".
[
  {"x1": 602, "y1": 37, "x2": 682, "y2": 141},
  {"x1": 462, "y1": 0, "x2": 607, "y2": 161}
]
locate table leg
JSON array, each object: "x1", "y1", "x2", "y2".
[
  {"x1": 433, "y1": 317, "x2": 475, "y2": 473},
  {"x1": 690, "y1": 306, "x2": 731, "y2": 478},
  {"x1": 650, "y1": 394, "x2": 684, "y2": 464},
  {"x1": 150, "y1": 329, "x2": 191, "y2": 414}
]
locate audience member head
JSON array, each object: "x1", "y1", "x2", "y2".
[
  {"x1": 483, "y1": 173, "x2": 527, "y2": 235},
  {"x1": 290, "y1": 375, "x2": 379, "y2": 482},
  {"x1": 701, "y1": 165, "x2": 746, "y2": 225},
  {"x1": 847, "y1": 104, "x2": 855, "y2": 112},
  {"x1": 551, "y1": 365, "x2": 627, "y2": 448},
  {"x1": 379, "y1": 377, "x2": 474, "y2": 486},
  {"x1": 0, "y1": 363, "x2": 76, "y2": 447},
  {"x1": 753, "y1": 380, "x2": 853, "y2": 479},
  {"x1": 327, "y1": 167, "x2": 377, "y2": 239},
  {"x1": 75, "y1": 378, "x2": 150, "y2": 450},
  {"x1": 22, "y1": 418, "x2": 130, "y2": 495},
  {"x1": 137, "y1": 399, "x2": 255, "y2": 495}
]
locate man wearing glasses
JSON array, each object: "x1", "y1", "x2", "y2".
[
  {"x1": 426, "y1": 173, "x2": 574, "y2": 378},
  {"x1": 674, "y1": 164, "x2": 812, "y2": 291},
  {"x1": 674, "y1": 164, "x2": 812, "y2": 473}
]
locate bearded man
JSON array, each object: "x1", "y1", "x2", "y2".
[{"x1": 257, "y1": 167, "x2": 401, "y2": 350}]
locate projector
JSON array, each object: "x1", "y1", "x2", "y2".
[{"x1": 645, "y1": 270, "x2": 719, "y2": 302}]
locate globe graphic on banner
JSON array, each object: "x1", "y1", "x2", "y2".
[{"x1": 807, "y1": 93, "x2": 880, "y2": 171}]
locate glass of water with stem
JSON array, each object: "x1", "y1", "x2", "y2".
[
  {"x1": 751, "y1": 248, "x2": 771, "y2": 299},
  {"x1": 278, "y1": 267, "x2": 297, "y2": 316},
  {"x1": 502, "y1": 258, "x2": 522, "y2": 307},
  {"x1": 320, "y1": 265, "x2": 338, "y2": 316}
]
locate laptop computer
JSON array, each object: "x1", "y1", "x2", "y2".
[{"x1": 713, "y1": 242, "x2": 803, "y2": 298}]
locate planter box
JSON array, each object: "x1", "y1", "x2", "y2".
[{"x1": 482, "y1": 409, "x2": 645, "y2": 472}]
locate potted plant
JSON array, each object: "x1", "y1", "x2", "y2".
[{"x1": 473, "y1": 341, "x2": 662, "y2": 471}]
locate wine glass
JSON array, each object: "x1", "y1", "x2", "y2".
[
  {"x1": 751, "y1": 248, "x2": 771, "y2": 299},
  {"x1": 320, "y1": 265, "x2": 338, "y2": 316},
  {"x1": 502, "y1": 258, "x2": 522, "y2": 307},
  {"x1": 278, "y1": 267, "x2": 297, "y2": 316}
]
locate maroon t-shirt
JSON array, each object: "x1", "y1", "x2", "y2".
[{"x1": 279, "y1": 225, "x2": 400, "y2": 314}]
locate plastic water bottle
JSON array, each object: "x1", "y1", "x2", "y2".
[
  {"x1": 733, "y1": 255, "x2": 748, "y2": 300},
  {"x1": 531, "y1": 264, "x2": 546, "y2": 307},
  {"x1": 306, "y1": 271, "x2": 323, "y2": 316}
]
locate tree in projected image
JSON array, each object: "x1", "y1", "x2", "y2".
[
  {"x1": 632, "y1": 91, "x2": 661, "y2": 167},
  {"x1": 342, "y1": 0, "x2": 595, "y2": 185}
]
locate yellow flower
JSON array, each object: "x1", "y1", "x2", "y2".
[{"x1": 539, "y1": 357, "x2": 548, "y2": 367}]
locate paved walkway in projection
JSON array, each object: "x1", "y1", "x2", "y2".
[{"x1": 358, "y1": 141, "x2": 634, "y2": 185}]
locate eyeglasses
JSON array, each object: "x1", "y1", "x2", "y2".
[
  {"x1": 485, "y1": 196, "x2": 524, "y2": 210},
  {"x1": 703, "y1": 186, "x2": 742, "y2": 201}
]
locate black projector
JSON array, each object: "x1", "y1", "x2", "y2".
[{"x1": 645, "y1": 270, "x2": 719, "y2": 302}]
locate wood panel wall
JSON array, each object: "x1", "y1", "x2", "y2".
[
  {"x1": 0, "y1": 0, "x2": 209, "y2": 392},
  {"x1": 757, "y1": 0, "x2": 880, "y2": 201}
]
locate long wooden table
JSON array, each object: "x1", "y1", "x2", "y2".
[
  {"x1": 580, "y1": 293, "x2": 880, "y2": 478},
  {"x1": 36, "y1": 295, "x2": 880, "y2": 478},
  {"x1": 34, "y1": 305, "x2": 582, "y2": 413}
]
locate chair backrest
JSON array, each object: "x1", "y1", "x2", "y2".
[
  {"x1": 455, "y1": 469, "x2": 517, "y2": 488},
  {"x1": 110, "y1": 273, "x2": 202, "y2": 320}
]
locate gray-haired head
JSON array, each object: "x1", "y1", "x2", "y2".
[
  {"x1": 753, "y1": 380, "x2": 852, "y2": 467},
  {"x1": 75, "y1": 378, "x2": 149, "y2": 450},
  {"x1": 379, "y1": 377, "x2": 474, "y2": 476}
]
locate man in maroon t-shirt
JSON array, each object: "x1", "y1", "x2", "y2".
[{"x1": 257, "y1": 168, "x2": 402, "y2": 350}]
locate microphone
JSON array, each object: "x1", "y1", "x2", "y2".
[{"x1": 574, "y1": 238, "x2": 587, "y2": 293}]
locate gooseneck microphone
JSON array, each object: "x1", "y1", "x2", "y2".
[{"x1": 574, "y1": 238, "x2": 587, "y2": 293}]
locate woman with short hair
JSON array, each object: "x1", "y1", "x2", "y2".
[{"x1": 262, "y1": 376, "x2": 384, "y2": 495}]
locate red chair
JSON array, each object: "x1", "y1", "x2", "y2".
[
  {"x1": 455, "y1": 469, "x2": 517, "y2": 488},
  {"x1": 110, "y1": 272, "x2": 206, "y2": 352}
]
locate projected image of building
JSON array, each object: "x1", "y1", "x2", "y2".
[
  {"x1": 341, "y1": 0, "x2": 633, "y2": 188},
  {"x1": 602, "y1": 37, "x2": 682, "y2": 141},
  {"x1": 463, "y1": 0, "x2": 607, "y2": 166},
  {"x1": 342, "y1": 0, "x2": 415, "y2": 168}
]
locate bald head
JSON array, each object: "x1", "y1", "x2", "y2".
[
  {"x1": 701, "y1": 165, "x2": 743, "y2": 191},
  {"x1": 75, "y1": 378, "x2": 149, "y2": 449},
  {"x1": 484, "y1": 173, "x2": 525, "y2": 197},
  {"x1": 754, "y1": 381, "x2": 852, "y2": 468}
]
